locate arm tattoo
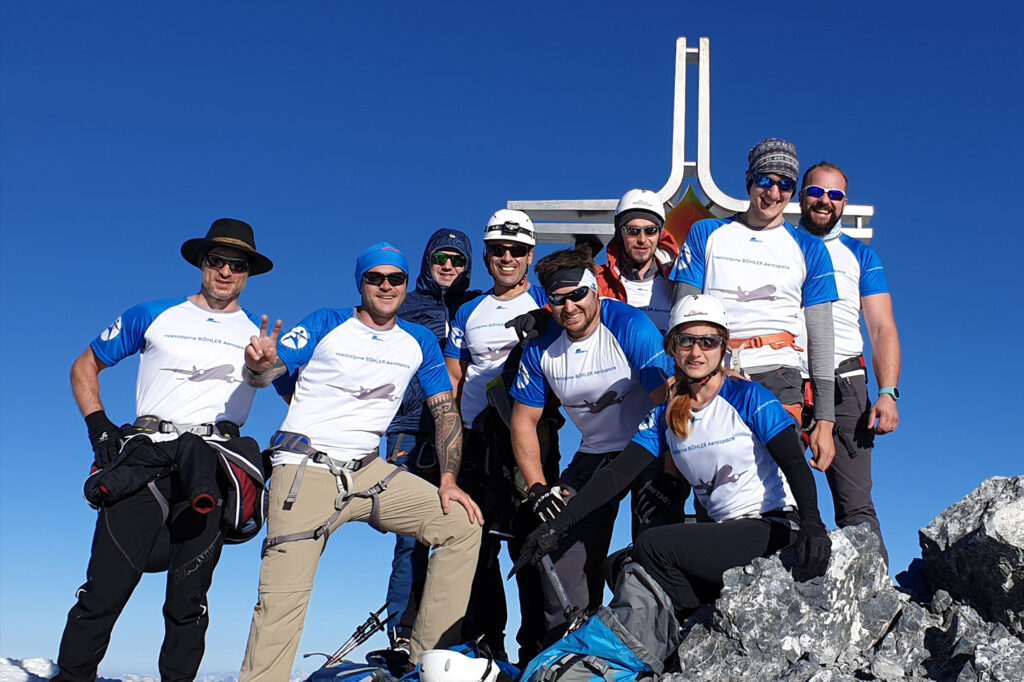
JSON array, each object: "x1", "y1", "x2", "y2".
[
  {"x1": 427, "y1": 391, "x2": 463, "y2": 477},
  {"x1": 243, "y1": 357, "x2": 288, "y2": 388}
]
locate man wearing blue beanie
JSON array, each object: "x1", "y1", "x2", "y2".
[{"x1": 239, "y1": 241, "x2": 483, "y2": 681}]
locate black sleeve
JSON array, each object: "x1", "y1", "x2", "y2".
[
  {"x1": 765, "y1": 427, "x2": 825, "y2": 532},
  {"x1": 554, "y1": 442, "x2": 656, "y2": 529}
]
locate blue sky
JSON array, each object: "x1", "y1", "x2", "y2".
[{"x1": 2, "y1": 1, "x2": 1021, "y2": 676}]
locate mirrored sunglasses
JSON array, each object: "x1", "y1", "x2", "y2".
[
  {"x1": 621, "y1": 225, "x2": 660, "y2": 237},
  {"x1": 752, "y1": 173, "x2": 797, "y2": 194},
  {"x1": 203, "y1": 253, "x2": 250, "y2": 273},
  {"x1": 363, "y1": 271, "x2": 409, "y2": 287},
  {"x1": 803, "y1": 185, "x2": 847, "y2": 201},
  {"x1": 430, "y1": 252, "x2": 467, "y2": 267}
]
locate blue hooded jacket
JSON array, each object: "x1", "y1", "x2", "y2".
[{"x1": 387, "y1": 228, "x2": 480, "y2": 438}]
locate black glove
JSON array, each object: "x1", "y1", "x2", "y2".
[
  {"x1": 85, "y1": 410, "x2": 123, "y2": 469},
  {"x1": 504, "y1": 309, "x2": 550, "y2": 345},
  {"x1": 635, "y1": 474, "x2": 687, "y2": 525},
  {"x1": 510, "y1": 520, "x2": 569, "y2": 576},
  {"x1": 527, "y1": 482, "x2": 567, "y2": 522},
  {"x1": 795, "y1": 522, "x2": 831, "y2": 578}
]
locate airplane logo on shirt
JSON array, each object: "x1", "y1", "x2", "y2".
[
  {"x1": 693, "y1": 464, "x2": 746, "y2": 496},
  {"x1": 328, "y1": 383, "x2": 401, "y2": 401},
  {"x1": 100, "y1": 316, "x2": 123, "y2": 341},
  {"x1": 161, "y1": 364, "x2": 239, "y2": 383},
  {"x1": 476, "y1": 340, "x2": 518, "y2": 363},
  {"x1": 709, "y1": 285, "x2": 778, "y2": 302},
  {"x1": 206, "y1": 317, "x2": 221, "y2": 324},
  {"x1": 564, "y1": 389, "x2": 627, "y2": 414}
]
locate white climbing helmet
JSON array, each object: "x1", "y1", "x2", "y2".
[
  {"x1": 668, "y1": 294, "x2": 729, "y2": 331},
  {"x1": 418, "y1": 650, "x2": 499, "y2": 682},
  {"x1": 614, "y1": 189, "x2": 666, "y2": 226},
  {"x1": 484, "y1": 209, "x2": 536, "y2": 246}
]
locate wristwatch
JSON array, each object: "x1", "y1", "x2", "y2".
[{"x1": 878, "y1": 386, "x2": 900, "y2": 401}]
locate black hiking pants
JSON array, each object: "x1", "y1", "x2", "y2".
[
  {"x1": 55, "y1": 446, "x2": 225, "y2": 682},
  {"x1": 632, "y1": 514, "x2": 797, "y2": 617}
]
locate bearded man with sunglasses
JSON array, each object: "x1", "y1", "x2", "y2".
[
  {"x1": 239, "y1": 242, "x2": 483, "y2": 681},
  {"x1": 511, "y1": 248, "x2": 673, "y2": 640},
  {"x1": 54, "y1": 219, "x2": 276, "y2": 682},
  {"x1": 670, "y1": 138, "x2": 840, "y2": 473},
  {"x1": 443, "y1": 210, "x2": 552, "y2": 662},
  {"x1": 797, "y1": 161, "x2": 901, "y2": 566}
]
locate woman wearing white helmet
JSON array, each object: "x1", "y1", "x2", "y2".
[{"x1": 515, "y1": 294, "x2": 831, "y2": 619}]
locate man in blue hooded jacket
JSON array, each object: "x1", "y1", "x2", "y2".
[{"x1": 383, "y1": 228, "x2": 480, "y2": 651}]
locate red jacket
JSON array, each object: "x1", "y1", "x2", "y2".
[{"x1": 595, "y1": 229, "x2": 680, "y2": 300}]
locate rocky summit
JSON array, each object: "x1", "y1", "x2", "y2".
[{"x1": 665, "y1": 476, "x2": 1024, "y2": 681}]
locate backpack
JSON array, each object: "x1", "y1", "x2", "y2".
[
  {"x1": 306, "y1": 661, "x2": 398, "y2": 682},
  {"x1": 519, "y1": 562, "x2": 680, "y2": 682}
]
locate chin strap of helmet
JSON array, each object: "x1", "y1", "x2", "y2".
[{"x1": 685, "y1": 365, "x2": 722, "y2": 388}]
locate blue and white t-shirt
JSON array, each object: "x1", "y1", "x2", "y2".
[
  {"x1": 670, "y1": 218, "x2": 838, "y2": 370},
  {"x1": 796, "y1": 230, "x2": 889, "y2": 371},
  {"x1": 632, "y1": 378, "x2": 796, "y2": 521},
  {"x1": 445, "y1": 285, "x2": 547, "y2": 427},
  {"x1": 617, "y1": 274, "x2": 674, "y2": 333},
  {"x1": 273, "y1": 308, "x2": 451, "y2": 466},
  {"x1": 512, "y1": 299, "x2": 672, "y2": 454},
  {"x1": 90, "y1": 297, "x2": 261, "y2": 439}
]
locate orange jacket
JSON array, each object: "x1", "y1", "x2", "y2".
[{"x1": 594, "y1": 229, "x2": 680, "y2": 300}]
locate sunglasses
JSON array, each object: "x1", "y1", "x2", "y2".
[
  {"x1": 487, "y1": 243, "x2": 531, "y2": 259},
  {"x1": 203, "y1": 253, "x2": 250, "y2": 273},
  {"x1": 751, "y1": 173, "x2": 797, "y2": 194},
  {"x1": 621, "y1": 225, "x2": 660, "y2": 237},
  {"x1": 363, "y1": 271, "x2": 409, "y2": 287},
  {"x1": 430, "y1": 252, "x2": 467, "y2": 267},
  {"x1": 549, "y1": 286, "x2": 591, "y2": 306},
  {"x1": 673, "y1": 334, "x2": 725, "y2": 351},
  {"x1": 803, "y1": 185, "x2": 847, "y2": 202}
]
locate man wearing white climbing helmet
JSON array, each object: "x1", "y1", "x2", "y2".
[
  {"x1": 594, "y1": 189, "x2": 679, "y2": 333},
  {"x1": 444, "y1": 208, "x2": 554, "y2": 663},
  {"x1": 669, "y1": 138, "x2": 840, "y2": 473}
]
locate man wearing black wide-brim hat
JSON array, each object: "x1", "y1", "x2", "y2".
[{"x1": 53, "y1": 219, "x2": 279, "y2": 682}]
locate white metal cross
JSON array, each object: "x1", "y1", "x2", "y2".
[{"x1": 508, "y1": 37, "x2": 874, "y2": 244}]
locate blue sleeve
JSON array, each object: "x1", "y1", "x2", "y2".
[
  {"x1": 444, "y1": 296, "x2": 478, "y2": 362},
  {"x1": 89, "y1": 298, "x2": 184, "y2": 367},
  {"x1": 510, "y1": 333, "x2": 552, "y2": 408},
  {"x1": 630, "y1": 404, "x2": 668, "y2": 456},
  {"x1": 842, "y1": 236, "x2": 889, "y2": 297},
  {"x1": 240, "y1": 307, "x2": 263, "y2": 327},
  {"x1": 789, "y1": 225, "x2": 838, "y2": 306},
  {"x1": 669, "y1": 219, "x2": 720, "y2": 288},
  {"x1": 273, "y1": 308, "x2": 346, "y2": 396},
  {"x1": 529, "y1": 284, "x2": 549, "y2": 307},
  {"x1": 722, "y1": 379, "x2": 793, "y2": 445},
  {"x1": 602, "y1": 300, "x2": 673, "y2": 392},
  {"x1": 406, "y1": 323, "x2": 453, "y2": 397}
]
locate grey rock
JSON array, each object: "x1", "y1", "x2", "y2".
[{"x1": 920, "y1": 475, "x2": 1024, "y2": 638}]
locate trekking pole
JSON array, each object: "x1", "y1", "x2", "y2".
[
  {"x1": 540, "y1": 555, "x2": 586, "y2": 633},
  {"x1": 305, "y1": 602, "x2": 390, "y2": 669}
]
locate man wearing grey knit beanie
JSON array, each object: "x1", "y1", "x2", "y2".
[{"x1": 668, "y1": 138, "x2": 840, "y2": 473}]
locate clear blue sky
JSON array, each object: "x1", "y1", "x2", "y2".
[{"x1": 2, "y1": 1, "x2": 1021, "y2": 676}]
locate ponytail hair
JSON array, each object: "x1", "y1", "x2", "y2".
[{"x1": 663, "y1": 323, "x2": 729, "y2": 440}]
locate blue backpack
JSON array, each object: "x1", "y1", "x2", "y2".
[{"x1": 519, "y1": 563, "x2": 680, "y2": 682}]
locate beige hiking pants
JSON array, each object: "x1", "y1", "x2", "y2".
[{"x1": 239, "y1": 458, "x2": 481, "y2": 681}]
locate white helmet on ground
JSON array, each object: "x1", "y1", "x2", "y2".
[
  {"x1": 484, "y1": 209, "x2": 536, "y2": 246},
  {"x1": 419, "y1": 650, "x2": 499, "y2": 682},
  {"x1": 614, "y1": 189, "x2": 666, "y2": 227},
  {"x1": 669, "y1": 294, "x2": 729, "y2": 331}
]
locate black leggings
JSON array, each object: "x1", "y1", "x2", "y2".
[{"x1": 632, "y1": 516, "x2": 797, "y2": 614}]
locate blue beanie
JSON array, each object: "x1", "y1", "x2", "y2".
[{"x1": 355, "y1": 241, "x2": 410, "y2": 293}]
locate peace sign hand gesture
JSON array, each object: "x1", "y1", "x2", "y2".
[{"x1": 246, "y1": 314, "x2": 283, "y2": 373}]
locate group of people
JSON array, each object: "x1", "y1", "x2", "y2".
[{"x1": 53, "y1": 137, "x2": 901, "y2": 681}]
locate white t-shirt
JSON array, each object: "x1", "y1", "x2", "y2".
[{"x1": 618, "y1": 274, "x2": 674, "y2": 333}]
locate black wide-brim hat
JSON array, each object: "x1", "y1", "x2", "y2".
[{"x1": 180, "y1": 218, "x2": 274, "y2": 275}]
